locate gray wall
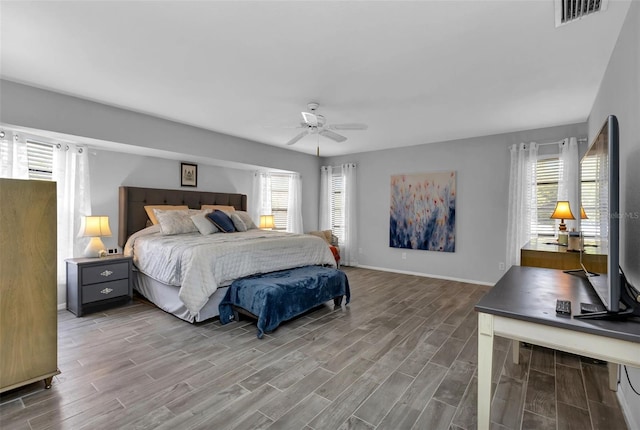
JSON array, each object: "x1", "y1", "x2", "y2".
[
  {"x1": 89, "y1": 149, "x2": 253, "y2": 253},
  {"x1": 588, "y1": 1, "x2": 640, "y2": 426},
  {"x1": 325, "y1": 122, "x2": 586, "y2": 285},
  {"x1": 0, "y1": 80, "x2": 322, "y2": 231}
]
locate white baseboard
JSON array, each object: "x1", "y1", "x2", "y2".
[
  {"x1": 57, "y1": 303, "x2": 66, "y2": 311},
  {"x1": 355, "y1": 264, "x2": 494, "y2": 286}
]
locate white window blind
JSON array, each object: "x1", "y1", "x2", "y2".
[
  {"x1": 532, "y1": 155, "x2": 601, "y2": 238},
  {"x1": 533, "y1": 157, "x2": 561, "y2": 236},
  {"x1": 330, "y1": 173, "x2": 344, "y2": 242},
  {"x1": 269, "y1": 174, "x2": 289, "y2": 230},
  {"x1": 26, "y1": 141, "x2": 54, "y2": 181}
]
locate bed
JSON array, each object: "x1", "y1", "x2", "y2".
[{"x1": 118, "y1": 186, "x2": 337, "y2": 323}]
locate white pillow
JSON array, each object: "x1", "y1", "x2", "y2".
[
  {"x1": 229, "y1": 212, "x2": 248, "y2": 232},
  {"x1": 191, "y1": 209, "x2": 219, "y2": 235},
  {"x1": 144, "y1": 205, "x2": 189, "y2": 225},
  {"x1": 154, "y1": 209, "x2": 199, "y2": 235},
  {"x1": 232, "y1": 211, "x2": 258, "y2": 230}
]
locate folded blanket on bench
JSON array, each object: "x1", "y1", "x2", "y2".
[{"x1": 219, "y1": 265, "x2": 350, "y2": 338}]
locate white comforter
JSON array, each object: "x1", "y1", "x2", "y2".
[{"x1": 124, "y1": 227, "x2": 337, "y2": 317}]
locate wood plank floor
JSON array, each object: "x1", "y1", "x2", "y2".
[{"x1": 0, "y1": 267, "x2": 629, "y2": 430}]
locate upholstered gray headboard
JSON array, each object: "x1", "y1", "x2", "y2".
[{"x1": 118, "y1": 186, "x2": 248, "y2": 247}]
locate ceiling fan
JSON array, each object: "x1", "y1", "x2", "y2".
[{"x1": 284, "y1": 102, "x2": 368, "y2": 148}]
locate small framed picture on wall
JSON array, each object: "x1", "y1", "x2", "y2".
[{"x1": 180, "y1": 162, "x2": 197, "y2": 187}]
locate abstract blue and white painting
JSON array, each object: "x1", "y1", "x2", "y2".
[{"x1": 390, "y1": 171, "x2": 456, "y2": 252}]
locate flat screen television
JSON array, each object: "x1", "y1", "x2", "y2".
[{"x1": 580, "y1": 114, "x2": 620, "y2": 312}]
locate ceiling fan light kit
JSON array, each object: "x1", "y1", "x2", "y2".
[{"x1": 283, "y1": 102, "x2": 368, "y2": 148}]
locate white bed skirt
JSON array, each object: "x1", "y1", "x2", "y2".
[{"x1": 133, "y1": 269, "x2": 228, "y2": 323}]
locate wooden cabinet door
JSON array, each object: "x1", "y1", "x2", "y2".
[{"x1": 0, "y1": 179, "x2": 58, "y2": 391}]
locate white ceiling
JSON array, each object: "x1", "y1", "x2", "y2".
[{"x1": 0, "y1": 1, "x2": 631, "y2": 157}]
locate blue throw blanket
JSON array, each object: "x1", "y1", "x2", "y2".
[{"x1": 219, "y1": 265, "x2": 350, "y2": 338}]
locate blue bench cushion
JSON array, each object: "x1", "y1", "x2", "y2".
[{"x1": 219, "y1": 265, "x2": 350, "y2": 338}]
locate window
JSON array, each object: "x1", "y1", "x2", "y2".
[
  {"x1": 532, "y1": 156, "x2": 600, "y2": 238},
  {"x1": 330, "y1": 172, "x2": 344, "y2": 242},
  {"x1": 269, "y1": 174, "x2": 289, "y2": 231},
  {"x1": 254, "y1": 171, "x2": 301, "y2": 233},
  {"x1": 26, "y1": 141, "x2": 54, "y2": 180},
  {"x1": 0, "y1": 136, "x2": 53, "y2": 180}
]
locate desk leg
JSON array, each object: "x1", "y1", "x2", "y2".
[
  {"x1": 478, "y1": 312, "x2": 494, "y2": 430},
  {"x1": 512, "y1": 340, "x2": 520, "y2": 365},
  {"x1": 608, "y1": 362, "x2": 618, "y2": 391}
]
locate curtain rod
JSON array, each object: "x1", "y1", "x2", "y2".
[{"x1": 537, "y1": 137, "x2": 588, "y2": 147}]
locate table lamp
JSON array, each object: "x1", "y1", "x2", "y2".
[
  {"x1": 550, "y1": 201, "x2": 575, "y2": 245},
  {"x1": 259, "y1": 214, "x2": 275, "y2": 230},
  {"x1": 79, "y1": 215, "x2": 112, "y2": 257}
]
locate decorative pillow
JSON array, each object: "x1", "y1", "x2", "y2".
[
  {"x1": 191, "y1": 209, "x2": 218, "y2": 235},
  {"x1": 206, "y1": 210, "x2": 236, "y2": 233},
  {"x1": 201, "y1": 204, "x2": 236, "y2": 213},
  {"x1": 234, "y1": 211, "x2": 258, "y2": 230},
  {"x1": 144, "y1": 205, "x2": 189, "y2": 225},
  {"x1": 229, "y1": 212, "x2": 248, "y2": 232},
  {"x1": 154, "y1": 209, "x2": 199, "y2": 235}
]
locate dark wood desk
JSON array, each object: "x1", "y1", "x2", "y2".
[
  {"x1": 521, "y1": 238, "x2": 607, "y2": 273},
  {"x1": 474, "y1": 266, "x2": 640, "y2": 430}
]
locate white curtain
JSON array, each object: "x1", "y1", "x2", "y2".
[
  {"x1": 0, "y1": 131, "x2": 29, "y2": 179},
  {"x1": 53, "y1": 143, "x2": 92, "y2": 291},
  {"x1": 506, "y1": 142, "x2": 538, "y2": 268},
  {"x1": 286, "y1": 173, "x2": 303, "y2": 233},
  {"x1": 341, "y1": 163, "x2": 358, "y2": 267},
  {"x1": 250, "y1": 171, "x2": 271, "y2": 225},
  {"x1": 319, "y1": 166, "x2": 333, "y2": 231},
  {"x1": 557, "y1": 137, "x2": 580, "y2": 232}
]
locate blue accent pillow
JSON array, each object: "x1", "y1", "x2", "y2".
[{"x1": 207, "y1": 210, "x2": 236, "y2": 233}]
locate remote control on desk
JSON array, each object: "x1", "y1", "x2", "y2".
[{"x1": 556, "y1": 299, "x2": 572, "y2": 315}]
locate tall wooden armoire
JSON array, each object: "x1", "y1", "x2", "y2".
[{"x1": 0, "y1": 178, "x2": 59, "y2": 392}]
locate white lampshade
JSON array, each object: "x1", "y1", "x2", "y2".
[
  {"x1": 259, "y1": 214, "x2": 275, "y2": 230},
  {"x1": 79, "y1": 216, "x2": 112, "y2": 257}
]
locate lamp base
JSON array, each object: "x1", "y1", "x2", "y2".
[
  {"x1": 84, "y1": 237, "x2": 106, "y2": 258},
  {"x1": 557, "y1": 232, "x2": 569, "y2": 246}
]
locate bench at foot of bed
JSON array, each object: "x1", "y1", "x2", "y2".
[{"x1": 218, "y1": 265, "x2": 350, "y2": 338}]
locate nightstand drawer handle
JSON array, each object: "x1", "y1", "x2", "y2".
[
  {"x1": 100, "y1": 288, "x2": 114, "y2": 295},
  {"x1": 100, "y1": 270, "x2": 114, "y2": 277}
]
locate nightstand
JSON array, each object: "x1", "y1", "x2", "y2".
[{"x1": 66, "y1": 255, "x2": 133, "y2": 316}]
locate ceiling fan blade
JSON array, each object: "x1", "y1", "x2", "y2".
[
  {"x1": 286, "y1": 130, "x2": 309, "y2": 146},
  {"x1": 263, "y1": 124, "x2": 305, "y2": 129},
  {"x1": 319, "y1": 129, "x2": 347, "y2": 143},
  {"x1": 301, "y1": 111, "x2": 318, "y2": 127},
  {"x1": 327, "y1": 123, "x2": 368, "y2": 131}
]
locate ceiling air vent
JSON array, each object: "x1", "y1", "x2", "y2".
[{"x1": 555, "y1": 0, "x2": 609, "y2": 27}]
